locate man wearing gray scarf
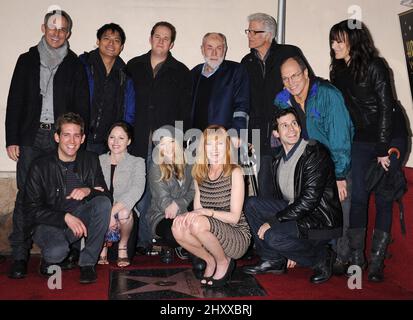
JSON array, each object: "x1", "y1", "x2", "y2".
[{"x1": 5, "y1": 9, "x2": 90, "y2": 279}]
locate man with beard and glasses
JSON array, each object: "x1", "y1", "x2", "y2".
[{"x1": 190, "y1": 33, "x2": 250, "y2": 135}]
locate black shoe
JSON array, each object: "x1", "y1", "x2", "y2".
[
  {"x1": 136, "y1": 246, "x2": 150, "y2": 256},
  {"x1": 79, "y1": 266, "x2": 97, "y2": 284},
  {"x1": 208, "y1": 259, "x2": 236, "y2": 288},
  {"x1": 332, "y1": 258, "x2": 349, "y2": 276},
  {"x1": 60, "y1": 248, "x2": 79, "y2": 270},
  {"x1": 8, "y1": 260, "x2": 27, "y2": 279},
  {"x1": 39, "y1": 259, "x2": 57, "y2": 277},
  {"x1": 160, "y1": 247, "x2": 174, "y2": 264},
  {"x1": 242, "y1": 260, "x2": 286, "y2": 275},
  {"x1": 310, "y1": 248, "x2": 336, "y2": 284}
]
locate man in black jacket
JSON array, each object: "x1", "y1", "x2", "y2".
[
  {"x1": 5, "y1": 10, "x2": 89, "y2": 279},
  {"x1": 243, "y1": 108, "x2": 342, "y2": 284},
  {"x1": 126, "y1": 21, "x2": 192, "y2": 251},
  {"x1": 241, "y1": 13, "x2": 311, "y2": 198},
  {"x1": 191, "y1": 32, "x2": 249, "y2": 134},
  {"x1": 79, "y1": 23, "x2": 135, "y2": 155},
  {"x1": 24, "y1": 113, "x2": 111, "y2": 284}
]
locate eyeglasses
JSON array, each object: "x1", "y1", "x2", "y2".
[
  {"x1": 281, "y1": 71, "x2": 303, "y2": 83},
  {"x1": 278, "y1": 120, "x2": 300, "y2": 131},
  {"x1": 245, "y1": 29, "x2": 266, "y2": 36}
]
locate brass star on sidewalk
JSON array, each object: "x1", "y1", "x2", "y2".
[{"x1": 118, "y1": 269, "x2": 205, "y2": 298}]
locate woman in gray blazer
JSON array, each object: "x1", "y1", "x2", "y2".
[
  {"x1": 98, "y1": 122, "x2": 145, "y2": 267},
  {"x1": 147, "y1": 125, "x2": 195, "y2": 259}
]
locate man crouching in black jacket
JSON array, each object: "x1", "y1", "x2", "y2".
[
  {"x1": 24, "y1": 113, "x2": 112, "y2": 284},
  {"x1": 243, "y1": 108, "x2": 342, "y2": 284}
]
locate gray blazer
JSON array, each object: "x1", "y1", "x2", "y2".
[
  {"x1": 147, "y1": 163, "x2": 195, "y2": 238},
  {"x1": 99, "y1": 152, "x2": 146, "y2": 212}
]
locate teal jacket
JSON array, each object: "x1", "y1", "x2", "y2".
[{"x1": 274, "y1": 78, "x2": 354, "y2": 180}]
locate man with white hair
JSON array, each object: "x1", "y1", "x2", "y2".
[
  {"x1": 241, "y1": 13, "x2": 311, "y2": 198},
  {"x1": 191, "y1": 32, "x2": 250, "y2": 134}
]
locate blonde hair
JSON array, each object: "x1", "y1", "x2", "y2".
[
  {"x1": 158, "y1": 138, "x2": 186, "y2": 182},
  {"x1": 192, "y1": 125, "x2": 238, "y2": 185}
]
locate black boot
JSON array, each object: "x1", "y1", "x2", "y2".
[
  {"x1": 8, "y1": 260, "x2": 27, "y2": 279},
  {"x1": 346, "y1": 228, "x2": 367, "y2": 277},
  {"x1": 368, "y1": 229, "x2": 391, "y2": 283}
]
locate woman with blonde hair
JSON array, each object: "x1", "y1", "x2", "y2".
[
  {"x1": 147, "y1": 126, "x2": 195, "y2": 261},
  {"x1": 172, "y1": 125, "x2": 251, "y2": 287}
]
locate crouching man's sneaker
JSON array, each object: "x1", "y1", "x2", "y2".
[{"x1": 79, "y1": 266, "x2": 97, "y2": 284}]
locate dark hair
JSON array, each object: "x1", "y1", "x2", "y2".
[
  {"x1": 329, "y1": 19, "x2": 378, "y2": 83},
  {"x1": 151, "y1": 21, "x2": 176, "y2": 43},
  {"x1": 273, "y1": 108, "x2": 301, "y2": 131},
  {"x1": 44, "y1": 10, "x2": 73, "y2": 33},
  {"x1": 55, "y1": 113, "x2": 85, "y2": 135},
  {"x1": 107, "y1": 121, "x2": 134, "y2": 143},
  {"x1": 97, "y1": 23, "x2": 126, "y2": 45}
]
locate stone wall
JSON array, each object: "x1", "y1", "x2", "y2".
[{"x1": 0, "y1": 173, "x2": 17, "y2": 254}]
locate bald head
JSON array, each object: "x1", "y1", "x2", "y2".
[{"x1": 201, "y1": 32, "x2": 227, "y2": 70}]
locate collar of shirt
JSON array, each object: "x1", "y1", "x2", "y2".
[
  {"x1": 253, "y1": 48, "x2": 270, "y2": 63},
  {"x1": 201, "y1": 63, "x2": 221, "y2": 78},
  {"x1": 282, "y1": 138, "x2": 303, "y2": 162}
]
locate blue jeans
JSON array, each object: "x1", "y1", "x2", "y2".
[
  {"x1": 33, "y1": 196, "x2": 111, "y2": 266},
  {"x1": 244, "y1": 197, "x2": 328, "y2": 268},
  {"x1": 9, "y1": 127, "x2": 56, "y2": 261},
  {"x1": 350, "y1": 138, "x2": 407, "y2": 232}
]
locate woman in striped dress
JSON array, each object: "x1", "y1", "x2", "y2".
[{"x1": 172, "y1": 125, "x2": 251, "y2": 287}]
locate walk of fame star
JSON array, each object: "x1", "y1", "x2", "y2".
[{"x1": 109, "y1": 267, "x2": 266, "y2": 300}]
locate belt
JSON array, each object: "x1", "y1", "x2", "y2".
[{"x1": 39, "y1": 122, "x2": 53, "y2": 130}]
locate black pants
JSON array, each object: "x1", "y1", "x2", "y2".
[
  {"x1": 155, "y1": 219, "x2": 179, "y2": 248},
  {"x1": 9, "y1": 127, "x2": 56, "y2": 261},
  {"x1": 33, "y1": 196, "x2": 111, "y2": 266}
]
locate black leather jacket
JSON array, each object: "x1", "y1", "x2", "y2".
[
  {"x1": 271, "y1": 141, "x2": 343, "y2": 240},
  {"x1": 332, "y1": 57, "x2": 407, "y2": 156},
  {"x1": 23, "y1": 151, "x2": 112, "y2": 232}
]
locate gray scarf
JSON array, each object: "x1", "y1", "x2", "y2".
[{"x1": 37, "y1": 36, "x2": 68, "y2": 123}]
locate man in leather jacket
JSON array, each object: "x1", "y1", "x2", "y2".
[
  {"x1": 243, "y1": 108, "x2": 343, "y2": 284},
  {"x1": 24, "y1": 113, "x2": 112, "y2": 284}
]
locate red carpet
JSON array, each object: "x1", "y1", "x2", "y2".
[{"x1": 1, "y1": 169, "x2": 413, "y2": 300}]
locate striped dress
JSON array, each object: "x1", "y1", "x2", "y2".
[{"x1": 199, "y1": 172, "x2": 251, "y2": 259}]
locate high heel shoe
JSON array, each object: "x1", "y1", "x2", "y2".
[
  {"x1": 208, "y1": 259, "x2": 236, "y2": 288},
  {"x1": 200, "y1": 264, "x2": 216, "y2": 286}
]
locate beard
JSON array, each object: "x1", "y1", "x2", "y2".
[{"x1": 204, "y1": 56, "x2": 224, "y2": 70}]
